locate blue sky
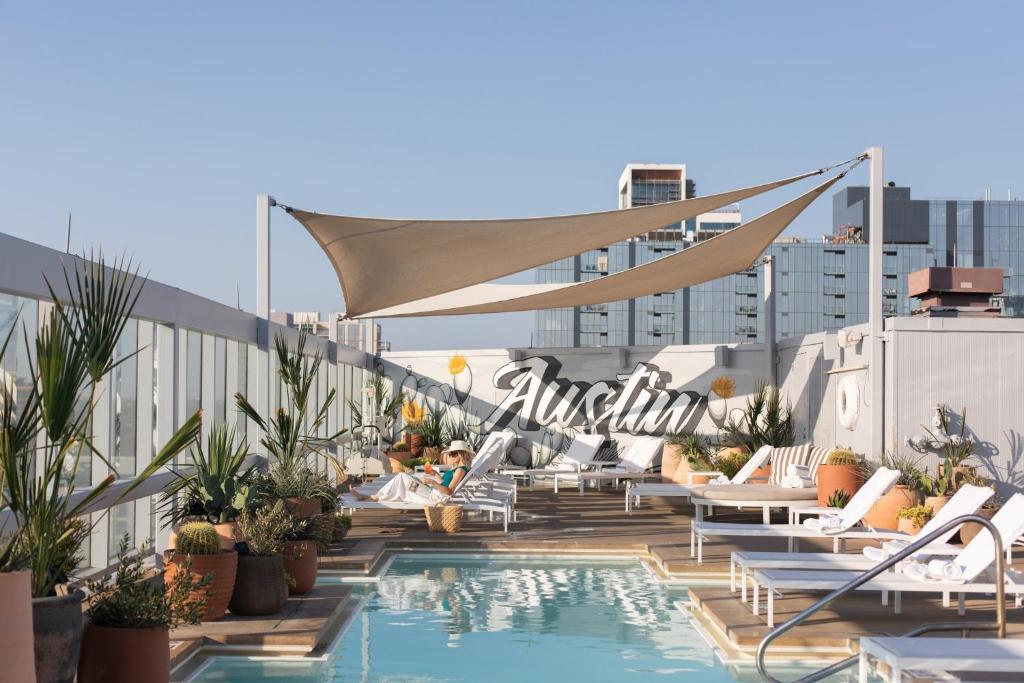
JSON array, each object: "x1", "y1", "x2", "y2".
[{"x1": 2, "y1": 2, "x2": 1022, "y2": 350}]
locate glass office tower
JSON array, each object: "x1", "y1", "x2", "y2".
[{"x1": 535, "y1": 174, "x2": 1024, "y2": 348}]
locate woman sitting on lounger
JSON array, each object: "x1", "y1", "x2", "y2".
[{"x1": 363, "y1": 440, "x2": 474, "y2": 505}]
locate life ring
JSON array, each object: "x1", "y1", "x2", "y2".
[{"x1": 837, "y1": 375, "x2": 860, "y2": 431}]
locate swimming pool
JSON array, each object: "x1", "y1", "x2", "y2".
[{"x1": 189, "y1": 555, "x2": 856, "y2": 682}]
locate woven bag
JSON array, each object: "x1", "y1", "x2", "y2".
[{"x1": 424, "y1": 504, "x2": 464, "y2": 533}]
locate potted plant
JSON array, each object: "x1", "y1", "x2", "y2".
[
  {"x1": 161, "y1": 424, "x2": 255, "y2": 550},
  {"x1": 236, "y1": 332, "x2": 347, "y2": 514},
  {"x1": 863, "y1": 451, "x2": 925, "y2": 530},
  {"x1": 896, "y1": 505, "x2": 934, "y2": 535},
  {"x1": 386, "y1": 441, "x2": 411, "y2": 474},
  {"x1": 229, "y1": 501, "x2": 292, "y2": 616},
  {"x1": 403, "y1": 416, "x2": 426, "y2": 456},
  {"x1": 686, "y1": 444, "x2": 717, "y2": 485},
  {"x1": 956, "y1": 471, "x2": 999, "y2": 544},
  {"x1": 257, "y1": 462, "x2": 324, "y2": 519},
  {"x1": 816, "y1": 448, "x2": 864, "y2": 506},
  {"x1": 0, "y1": 493, "x2": 33, "y2": 683},
  {"x1": 282, "y1": 514, "x2": 330, "y2": 595},
  {"x1": 715, "y1": 449, "x2": 752, "y2": 481},
  {"x1": 332, "y1": 513, "x2": 353, "y2": 542},
  {"x1": 718, "y1": 381, "x2": 795, "y2": 481},
  {"x1": 418, "y1": 410, "x2": 445, "y2": 463},
  {"x1": 663, "y1": 432, "x2": 707, "y2": 483},
  {"x1": 77, "y1": 536, "x2": 208, "y2": 683},
  {"x1": 921, "y1": 459, "x2": 955, "y2": 514},
  {"x1": 164, "y1": 521, "x2": 237, "y2": 621},
  {"x1": 0, "y1": 256, "x2": 201, "y2": 683},
  {"x1": 925, "y1": 405, "x2": 976, "y2": 484}
]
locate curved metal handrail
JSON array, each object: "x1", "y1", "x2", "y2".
[{"x1": 755, "y1": 514, "x2": 1006, "y2": 683}]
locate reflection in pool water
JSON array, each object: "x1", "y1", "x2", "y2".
[{"x1": 190, "y1": 556, "x2": 857, "y2": 682}]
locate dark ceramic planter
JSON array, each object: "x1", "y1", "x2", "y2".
[
  {"x1": 32, "y1": 588, "x2": 85, "y2": 683},
  {"x1": 78, "y1": 624, "x2": 169, "y2": 683},
  {"x1": 229, "y1": 554, "x2": 288, "y2": 616}
]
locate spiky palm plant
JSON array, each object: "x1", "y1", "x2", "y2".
[
  {"x1": 236, "y1": 332, "x2": 347, "y2": 477},
  {"x1": 347, "y1": 375, "x2": 403, "y2": 443},
  {"x1": 718, "y1": 381, "x2": 795, "y2": 452},
  {"x1": 0, "y1": 254, "x2": 202, "y2": 597},
  {"x1": 161, "y1": 423, "x2": 255, "y2": 525}
]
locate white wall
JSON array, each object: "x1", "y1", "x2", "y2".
[{"x1": 380, "y1": 342, "x2": 771, "y2": 466}]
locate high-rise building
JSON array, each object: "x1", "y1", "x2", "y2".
[
  {"x1": 535, "y1": 169, "x2": 1024, "y2": 348},
  {"x1": 535, "y1": 164, "x2": 741, "y2": 347}
]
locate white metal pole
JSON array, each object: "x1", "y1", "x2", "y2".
[
  {"x1": 762, "y1": 255, "x2": 777, "y2": 386},
  {"x1": 867, "y1": 147, "x2": 885, "y2": 457},
  {"x1": 256, "y1": 194, "x2": 273, "y2": 456}
]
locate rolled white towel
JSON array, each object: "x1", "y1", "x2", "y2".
[
  {"x1": 927, "y1": 559, "x2": 965, "y2": 582},
  {"x1": 781, "y1": 474, "x2": 813, "y2": 489},
  {"x1": 861, "y1": 545, "x2": 885, "y2": 562},
  {"x1": 786, "y1": 463, "x2": 812, "y2": 479},
  {"x1": 713, "y1": 474, "x2": 731, "y2": 484},
  {"x1": 902, "y1": 561, "x2": 929, "y2": 581},
  {"x1": 804, "y1": 514, "x2": 844, "y2": 532}
]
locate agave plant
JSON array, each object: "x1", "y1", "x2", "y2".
[
  {"x1": 0, "y1": 254, "x2": 201, "y2": 597},
  {"x1": 236, "y1": 332, "x2": 347, "y2": 471},
  {"x1": 161, "y1": 424, "x2": 256, "y2": 526},
  {"x1": 718, "y1": 381, "x2": 795, "y2": 452}
]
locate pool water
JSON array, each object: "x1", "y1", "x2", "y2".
[{"x1": 190, "y1": 556, "x2": 852, "y2": 682}]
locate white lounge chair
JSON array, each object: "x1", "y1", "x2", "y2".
[
  {"x1": 690, "y1": 467, "x2": 900, "y2": 563},
  {"x1": 751, "y1": 493, "x2": 1024, "y2": 627},
  {"x1": 566, "y1": 436, "x2": 666, "y2": 494},
  {"x1": 340, "y1": 432, "x2": 517, "y2": 531},
  {"x1": 858, "y1": 636, "x2": 1024, "y2": 683},
  {"x1": 499, "y1": 433, "x2": 606, "y2": 492},
  {"x1": 625, "y1": 444, "x2": 773, "y2": 512},
  {"x1": 729, "y1": 484, "x2": 995, "y2": 599}
]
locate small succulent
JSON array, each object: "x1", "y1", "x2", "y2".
[
  {"x1": 897, "y1": 504, "x2": 934, "y2": 528},
  {"x1": 174, "y1": 522, "x2": 221, "y2": 555},
  {"x1": 826, "y1": 489, "x2": 852, "y2": 508}
]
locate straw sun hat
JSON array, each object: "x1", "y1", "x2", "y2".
[{"x1": 446, "y1": 440, "x2": 475, "y2": 458}]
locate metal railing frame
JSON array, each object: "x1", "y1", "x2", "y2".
[{"x1": 755, "y1": 514, "x2": 1007, "y2": 683}]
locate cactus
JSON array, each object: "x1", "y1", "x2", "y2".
[
  {"x1": 175, "y1": 521, "x2": 221, "y2": 555},
  {"x1": 826, "y1": 448, "x2": 859, "y2": 466}
]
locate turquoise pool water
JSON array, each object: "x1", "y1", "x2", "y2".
[{"x1": 190, "y1": 556, "x2": 851, "y2": 682}]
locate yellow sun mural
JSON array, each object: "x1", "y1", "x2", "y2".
[
  {"x1": 402, "y1": 399, "x2": 424, "y2": 424},
  {"x1": 448, "y1": 353, "x2": 468, "y2": 375},
  {"x1": 710, "y1": 375, "x2": 736, "y2": 399}
]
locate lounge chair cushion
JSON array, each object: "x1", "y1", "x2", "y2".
[
  {"x1": 691, "y1": 483, "x2": 817, "y2": 501},
  {"x1": 768, "y1": 445, "x2": 831, "y2": 485}
]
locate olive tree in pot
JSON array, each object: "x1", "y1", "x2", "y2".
[
  {"x1": 161, "y1": 424, "x2": 256, "y2": 551},
  {"x1": 229, "y1": 501, "x2": 292, "y2": 616},
  {"x1": 236, "y1": 332, "x2": 347, "y2": 516},
  {"x1": 164, "y1": 522, "x2": 237, "y2": 621},
  {"x1": 0, "y1": 255, "x2": 201, "y2": 683},
  {"x1": 77, "y1": 536, "x2": 208, "y2": 683}
]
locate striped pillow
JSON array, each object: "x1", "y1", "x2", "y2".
[
  {"x1": 806, "y1": 447, "x2": 832, "y2": 483},
  {"x1": 768, "y1": 444, "x2": 810, "y2": 485}
]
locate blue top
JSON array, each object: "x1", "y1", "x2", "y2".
[{"x1": 441, "y1": 465, "x2": 469, "y2": 488}]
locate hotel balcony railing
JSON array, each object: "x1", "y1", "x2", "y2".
[
  {"x1": 736, "y1": 325, "x2": 758, "y2": 335},
  {"x1": 736, "y1": 304, "x2": 758, "y2": 314},
  {"x1": 883, "y1": 303, "x2": 898, "y2": 314},
  {"x1": 823, "y1": 265, "x2": 846, "y2": 275},
  {"x1": 883, "y1": 288, "x2": 898, "y2": 296},
  {"x1": 580, "y1": 304, "x2": 607, "y2": 313}
]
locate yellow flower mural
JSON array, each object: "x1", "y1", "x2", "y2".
[
  {"x1": 402, "y1": 399, "x2": 424, "y2": 424},
  {"x1": 710, "y1": 375, "x2": 735, "y2": 399},
  {"x1": 448, "y1": 353, "x2": 468, "y2": 376}
]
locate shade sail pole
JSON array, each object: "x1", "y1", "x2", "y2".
[
  {"x1": 256, "y1": 193, "x2": 274, "y2": 457},
  {"x1": 867, "y1": 146, "x2": 885, "y2": 458}
]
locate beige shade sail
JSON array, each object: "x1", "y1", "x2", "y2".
[
  {"x1": 286, "y1": 164, "x2": 846, "y2": 318},
  {"x1": 350, "y1": 171, "x2": 847, "y2": 318}
]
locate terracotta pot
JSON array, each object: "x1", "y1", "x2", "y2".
[
  {"x1": 387, "y1": 452, "x2": 408, "y2": 473},
  {"x1": 285, "y1": 497, "x2": 322, "y2": 519},
  {"x1": 0, "y1": 570, "x2": 36, "y2": 683},
  {"x1": 958, "y1": 506, "x2": 997, "y2": 545},
  {"x1": 283, "y1": 540, "x2": 317, "y2": 595},
  {"x1": 897, "y1": 517, "x2": 926, "y2": 535},
  {"x1": 689, "y1": 473, "x2": 713, "y2": 485},
  {"x1": 407, "y1": 433, "x2": 424, "y2": 457},
  {"x1": 165, "y1": 550, "x2": 238, "y2": 621},
  {"x1": 32, "y1": 588, "x2": 85, "y2": 683},
  {"x1": 816, "y1": 464, "x2": 865, "y2": 506},
  {"x1": 925, "y1": 495, "x2": 951, "y2": 516},
  {"x1": 77, "y1": 624, "x2": 169, "y2": 683},
  {"x1": 332, "y1": 520, "x2": 350, "y2": 542},
  {"x1": 661, "y1": 444, "x2": 684, "y2": 482},
  {"x1": 229, "y1": 555, "x2": 288, "y2": 616},
  {"x1": 749, "y1": 464, "x2": 772, "y2": 483},
  {"x1": 863, "y1": 485, "x2": 921, "y2": 530},
  {"x1": 422, "y1": 446, "x2": 440, "y2": 463}
]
